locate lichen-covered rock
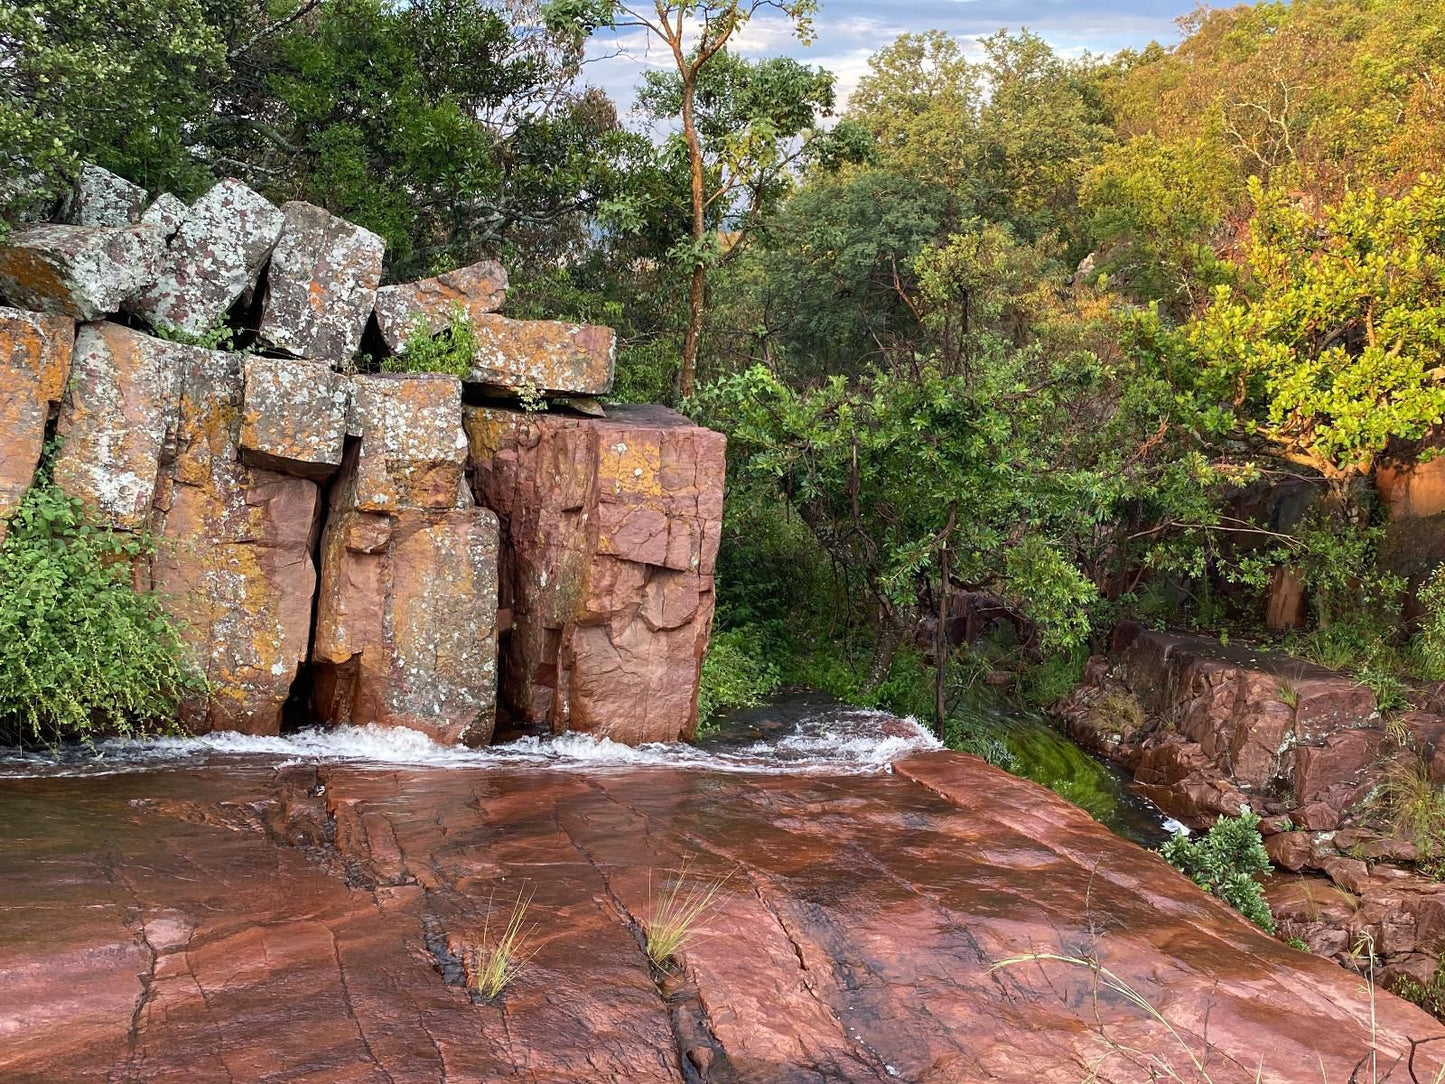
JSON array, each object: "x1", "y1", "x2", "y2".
[
  {"x1": 0, "y1": 307, "x2": 74, "y2": 537},
  {"x1": 312, "y1": 497, "x2": 499, "y2": 745},
  {"x1": 469, "y1": 314, "x2": 615, "y2": 396},
  {"x1": 372, "y1": 259, "x2": 507, "y2": 351},
  {"x1": 343, "y1": 374, "x2": 469, "y2": 512},
  {"x1": 151, "y1": 347, "x2": 321, "y2": 735},
  {"x1": 0, "y1": 223, "x2": 165, "y2": 319},
  {"x1": 53, "y1": 323, "x2": 181, "y2": 529},
  {"x1": 240, "y1": 355, "x2": 349, "y2": 479},
  {"x1": 61, "y1": 165, "x2": 147, "y2": 227},
  {"x1": 140, "y1": 193, "x2": 188, "y2": 237},
  {"x1": 467, "y1": 403, "x2": 725, "y2": 744},
  {"x1": 129, "y1": 179, "x2": 284, "y2": 335},
  {"x1": 257, "y1": 202, "x2": 385, "y2": 363}
]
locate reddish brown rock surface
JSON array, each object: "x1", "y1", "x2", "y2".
[
  {"x1": 0, "y1": 307, "x2": 73, "y2": 536},
  {"x1": 372, "y1": 259, "x2": 508, "y2": 352},
  {"x1": 468, "y1": 403, "x2": 725, "y2": 743},
  {"x1": 346, "y1": 373, "x2": 470, "y2": 511},
  {"x1": 2, "y1": 747, "x2": 1442, "y2": 1082},
  {"x1": 469, "y1": 313, "x2": 615, "y2": 395},
  {"x1": 0, "y1": 222, "x2": 165, "y2": 319},
  {"x1": 239, "y1": 354, "x2": 349, "y2": 479}
]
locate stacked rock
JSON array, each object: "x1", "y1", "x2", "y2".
[{"x1": 0, "y1": 165, "x2": 725, "y2": 746}]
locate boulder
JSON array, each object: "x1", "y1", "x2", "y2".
[
  {"x1": 0, "y1": 223, "x2": 165, "y2": 319},
  {"x1": 150, "y1": 347, "x2": 321, "y2": 735},
  {"x1": 1377, "y1": 456, "x2": 1445, "y2": 520},
  {"x1": 140, "y1": 193, "x2": 188, "y2": 237},
  {"x1": 240, "y1": 355, "x2": 349, "y2": 479},
  {"x1": 52, "y1": 323, "x2": 181, "y2": 530},
  {"x1": 468, "y1": 314, "x2": 615, "y2": 396},
  {"x1": 129, "y1": 179, "x2": 284, "y2": 335},
  {"x1": 257, "y1": 202, "x2": 385, "y2": 363},
  {"x1": 61, "y1": 164, "x2": 147, "y2": 227},
  {"x1": 344, "y1": 374, "x2": 469, "y2": 512},
  {"x1": 311, "y1": 500, "x2": 499, "y2": 745},
  {"x1": 467, "y1": 403, "x2": 725, "y2": 744},
  {"x1": 0, "y1": 308, "x2": 74, "y2": 537},
  {"x1": 372, "y1": 259, "x2": 508, "y2": 351},
  {"x1": 1292, "y1": 728, "x2": 1388, "y2": 807}
]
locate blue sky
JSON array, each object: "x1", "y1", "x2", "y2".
[{"x1": 582, "y1": 0, "x2": 1195, "y2": 117}]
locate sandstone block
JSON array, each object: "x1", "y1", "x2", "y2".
[
  {"x1": 53, "y1": 323, "x2": 182, "y2": 529},
  {"x1": 141, "y1": 193, "x2": 188, "y2": 237},
  {"x1": 468, "y1": 403, "x2": 725, "y2": 744},
  {"x1": 129, "y1": 179, "x2": 284, "y2": 335},
  {"x1": 312, "y1": 498, "x2": 499, "y2": 745},
  {"x1": 469, "y1": 314, "x2": 615, "y2": 396},
  {"x1": 343, "y1": 374, "x2": 468, "y2": 512},
  {"x1": 258, "y1": 202, "x2": 385, "y2": 363},
  {"x1": 0, "y1": 308, "x2": 74, "y2": 536},
  {"x1": 0, "y1": 223, "x2": 165, "y2": 319},
  {"x1": 240, "y1": 355, "x2": 349, "y2": 479},
  {"x1": 62, "y1": 164, "x2": 147, "y2": 227},
  {"x1": 151, "y1": 347, "x2": 321, "y2": 735},
  {"x1": 1378, "y1": 456, "x2": 1445, "y2": 520},
  {"x1": 372, "y1": 259, "x2": 507, "y2": 351}
]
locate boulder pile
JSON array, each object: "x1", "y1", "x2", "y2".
[{"x1": 0, "y1": 165, "x2": 724, "y2": 745}]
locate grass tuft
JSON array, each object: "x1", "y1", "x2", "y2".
[
  {"x1": 1371, "y1": 758, "x2": 1445, "y2": 859},
  {"x1": 642, "y1": 860, "x2": 733, "y2": 968},
  {"x1": 471, "y1": 885, "x2": 536, "y2": 1000}
]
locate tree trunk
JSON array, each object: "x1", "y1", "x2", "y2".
[
  {"x1": 680, "y1": 70, "x2": 706, "y2": 399},
  {"x1": 932, "y1": 504, "x2": 957, "y2": 737},
  {"x1": 863, "y1": 604, "x2": 907, "y2": 695}
]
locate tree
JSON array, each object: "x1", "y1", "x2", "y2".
[{"x1": 543, "y1": 0, "x2": 819, "y2": 395}]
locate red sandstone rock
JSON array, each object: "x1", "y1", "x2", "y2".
[
  {"x1": 467, "y1": 403, "x2": 726, "y2": 744},
  {"x1": 150, "y1": 345, "x2": 321, "y2": 735},
  {"x1": 1378, "y1": 456, "x2": 1445, "y2": 519},
  {"x1": 0, "y1": 306, "x2": 73, "y2": 536},
  {"x1": 0, "y1": 222, "x2": 166, "y2": 319},
  {"x1": 345, "y1": 373, "x2": 469, "y2": 511},
  {"x1": 1266, "y1": 830, "x2": 1314, "y2": 871},
  {"x1": 372, "y1": 258, "x2": 508, "y2": 351},
  {"x1": 469, "y1": 314, "x2": 615, "y2": 395},
  {"x1": 239, "y1": 354, "x2": 350, "y2": 479},
  {"x1": 1292, "y1": 728, "x2": 1388, "y2": 808},
  {"x1": 53, "y1": 323, "x2": 181, "y2": 530}
]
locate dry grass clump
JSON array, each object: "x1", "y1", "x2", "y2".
[
  {"x1": 642, "y1": 860, "x2": 733, "y2": 968},
  {"x1": 1372, "y1": 757, "x2": 1445, "y2": 858},
  {"x1": 472, "y1": 885, "x2": 537, "y2": 1000}
]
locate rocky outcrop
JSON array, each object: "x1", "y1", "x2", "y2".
[
  {"x1": 257, "y1": 201, "x2": 385, "y2": 363},
  {"x1": 468, "y1": 403, "x2": 725, "y2": 744},
  {"x1": 129, "y1": 178, "x2": 285, "y2": 335},
  {"x1": 0, "y1": 222, "x2": 165, "y2": 319},
  {"x1": 469, "y1": 313, "x2": 615, "y2": 395},
  {"x1": 0, "y1": 307, "x2": 73, "y2": 537},
  {"x1": 372, "y1": 258, "x2": 508, "y2": 350},
  {"x1": 3, "y1": 741, "x2": 1443, "y2": 1082}
]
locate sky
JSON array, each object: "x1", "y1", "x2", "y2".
[{"x1": 580, "y1": 0, "x2": 1194, "y2": 118}]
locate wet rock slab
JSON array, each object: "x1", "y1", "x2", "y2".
[{"x1": 1, "y1": 749, "x2": 1441, "y2": 1083}]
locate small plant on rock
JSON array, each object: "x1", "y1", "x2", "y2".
[
  {"x1": 471, "y1": 885, "x2": 536, "y2": 1000},
  {"x1": 384, "y1": 304, "x2": 476, "y2": 379},
  {"x1": 1160, "y1": 810, "x2": 1276, "y2": 932},
  {"x1": 642, "y1": 860, "x2": 732, "y2": 968},
  {"x1": 1371, "y1": 757, "x2": 1445, "y2": 859}
]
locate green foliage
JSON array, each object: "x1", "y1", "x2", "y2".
[
  {"x1": 1160, "y1": 811, "x2": 1276, "y2": 932},
  {"x1": 1371, "y1": 759, "x2": 1445, "y2": 859},
  {"x1": 696, "y1": 628, "x2": 781, "y2": 732},
  {"x1": 382, "y1": 307, "x2": 476, "y2": 378},
  {"x1": 1415, "y1": 565, "x2": 1445, "y2": 680},
  {"x1": 1357, "y1": 665, "x2": 1409, "y2": 716},
  {"x1": 0, "y1": 476, "x2": 202, "y2": 744},
  {"x1": 1389, "y1": 965, "x2": 1445, "y2": 1021}
]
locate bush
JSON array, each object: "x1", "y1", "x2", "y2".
[
  {"x1": 1160, "y1": 811, "x2": 1275, "y2": 932},
  {"x1": 1415, "y1": 564, "x2": 1445, "y2": 680},
  {"x1": 1371, "y1": 758, "x2": 1445, "y2": 858},
  {"x1": 0, "y1": 478, "x2": 202, "y2": 744},
  {"x1": 382, "y1": 305, "x2": 476, "y2": 378},
  {"x1": 696, "y1": 627, "x2": 781, "y2": 731}
]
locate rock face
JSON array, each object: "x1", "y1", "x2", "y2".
[
  {"x1": 372, "y1": 258, "x2": 508, "y2": 351},
  {"x1": 141, "y1": 193, "x2": 188, "y2": 236},
  {"x1": 312, "y1": 374, "x2": 498, "y2": 745},
  {"x1": 151, "y1": 347, "x2": 321, "y2": 735},
  {"x1": 53, "y1": 322, "x2": 182, "y2": 530},
  {"x1": 0, "y1": 307, "x2": 74, "y2": 536},
  {"x1": 61, "y1": 164, "x2": 147, "y2": 227},
  {"x1": 239, "y1": 355, "x2": 349, "y2": 479},
  {"x1": 468, "y1": 404, "x2": 725, "y2": 743},
  {"x1": 129, "y1": 179, "x2": 284, "y2": 335},
  {"x1": 470, "y1": 313, "x2": 615, "y2": 395},
  {"x1": 3, "y1": 742, "x2": 1443, "y2": 1082},
  {"x1": 0, "y1": 223, "x2": 165, "y2": 319},
  {"x1": 257, "y1": 201, "x2": 385, "y2": 363}
]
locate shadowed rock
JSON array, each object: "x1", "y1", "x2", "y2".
[
  {"x1": 372, "y1": 259, "x2": 508, "y2": 351},
  {"x1": 0, "y1": 222, "x2": 166, "y2": 319},
  {"x1": 0, "y1": 307, "x2": 73, "y2": 538},
  {"x1": 258, "y1": 201, "x2": 385, "y2": 363}
]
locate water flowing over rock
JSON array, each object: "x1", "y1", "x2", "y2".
[
  {"x1": 61, "y1": 163, "x2": 147, "y2": 227},
  {"x1": 129, "y1": 179, "x2": 285, "y2": 335},
  {"x1": 1, "y1": 732, "x2": 1441, "y2": 1082},
  {"x1": 257, "y1": 201, "x2": 385, "y2": 363},
  {"x1": 239, "y1": 355, "x2": 350, "y2": 479},
  {"x1": 372, "y1": 258, "x2": 508, "y2": 351},
  {"x1": 0, "y1": 307, "x2": 73, "y2": 538},
  {"x1": 469, "y1": 312, "x2": 615, "y2": 395},
  {"x1": 468, "y1": 403, "x2": 725, "y2": 743},
  {"x1": 0, "y1": 222, "x2": 166, "y2": 319}
]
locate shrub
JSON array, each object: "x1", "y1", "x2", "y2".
[
  {"x1": 696, "y1": 627, "x2": 781, "y2": 731},
  {"x1": 1371, "y1": 758, "x2": 1445, "y2": 858},
  {"x1": 1416, "y1": 564, "x2": 1445, "y2": 680},
  {"x1": 0, "y1": 477, "x2": 202, "y2": 743},
  {"x1": 382, "y1": 304, "x2": 476, "y2": 378},
  {"x1": 1160, "y1": 811, "x2": 1275, "y2": 932}
]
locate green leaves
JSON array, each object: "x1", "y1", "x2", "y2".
[{"x1": 1160, "y1": 811, "x2": 1276, "y2": 932}]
